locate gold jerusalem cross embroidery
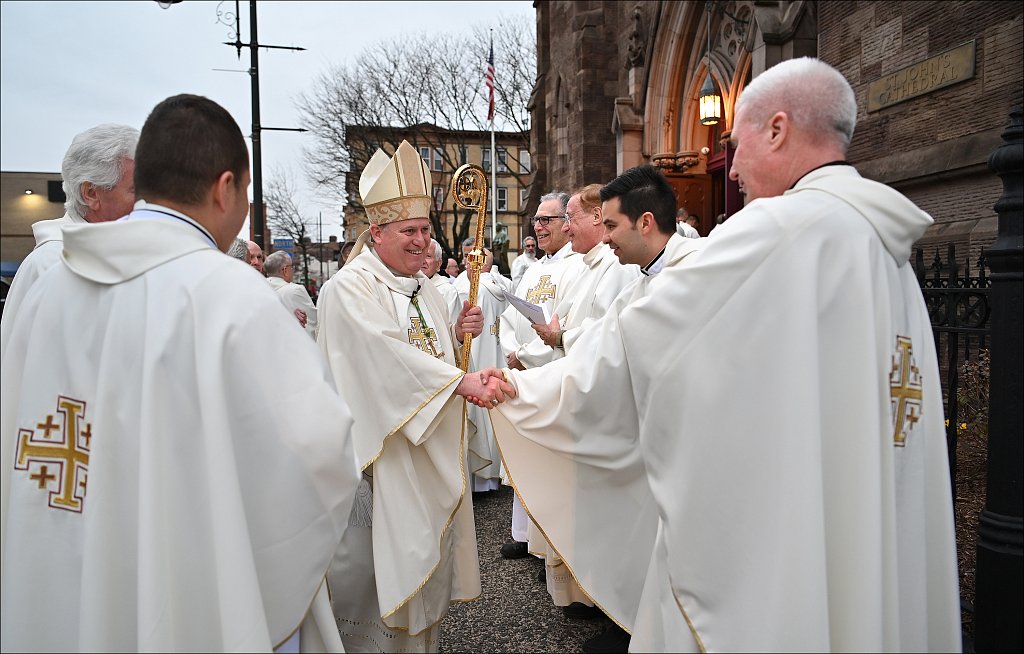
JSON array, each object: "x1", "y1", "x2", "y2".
[
  {"x1": 526, "y1": 275, "x2": 556, "y2": 303},
  {"x1": 890, "y1": 335, "x2": 924, "y2": 446},
  {"x1": 15, "y1": 396, "x2": 91, "y2": 512},
  {"x1": 409, "y1": 317, "x2": 443, "y2": 358}
]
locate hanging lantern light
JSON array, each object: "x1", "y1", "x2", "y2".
[
  {"x1": 699, "y1": 4, "x2": 720, "y2": 126},
  {"x1": 699, "y1": 75, "x2": 720, "y2": 126}
]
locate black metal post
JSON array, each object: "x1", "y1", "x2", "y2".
[
  {"x1": 249, "y1": 0, "x2": 264, "y2": 251},
  {"x1": 974, "y1": 105, "x2": 1023, "y2": 652}
]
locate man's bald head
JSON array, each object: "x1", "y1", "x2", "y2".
[
  {"x1": 735, "y1": 57, "x2": 857, "y2": 151},
  {"x1": 729, "y1": 58, "x2": 857, "y2": 201}
]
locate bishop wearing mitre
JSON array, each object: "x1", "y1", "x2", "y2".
[{"x1": 315, "y1": 140, "x2": 509, "y2": 653}]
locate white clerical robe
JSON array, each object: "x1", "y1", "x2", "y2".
[
  {"x1": 454, "y1": 268, "x2": 513, "y2": 490},
  {"x1": 503, "y1": 166, "x2": 962, "y2": 652},
  {"x1": 676, "y1": 221, "x2": 699, "y2": 239},
  {"x1": 510, "y1": 252, "x2": 537, "y2": 290},
  {"x1": 0, "y1": 205, "x2": 360, "y2": 652},
  {"x1": 431, "y1": 273, "x2": 462, "y2": 326},
  {"x1": 491, "y1": 234, "x2": 702, "y2": 626},
  {"x1": 268, "y1": 276, "x2": 319, "y2": 339},
  {"x1": 0, "y1": 212, "x2": 84, "y2": 355},
  {"x1": 499, "y1": 241, "x2": 585, "y2": 369},
  {"x1": 316, "y1": 247, "x2": 480, "y2": 652},
  {"x1": 519, "y1": 241, "x2": 641, "y2": 361}
]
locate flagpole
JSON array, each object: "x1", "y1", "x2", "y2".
[
  {"x1": 490, "y1": 120, "x2": 497, "y2": 245},
  {"x1": 489, "y1": 28, "x2": 497, "y2": 246}
]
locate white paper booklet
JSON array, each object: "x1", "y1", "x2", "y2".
[{"x1": 505, "y1": 292, "x2": 551, "y2": 325}]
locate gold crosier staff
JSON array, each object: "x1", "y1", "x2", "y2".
[{"x1": 450, "y1": 163, "x2": 488, "y2": 371}]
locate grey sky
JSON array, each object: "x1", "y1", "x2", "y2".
[{"x1": 0, "y1": 0, "x2": 533, "y2": 238}]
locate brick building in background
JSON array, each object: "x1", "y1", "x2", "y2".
[{"x1": 531, "y1": 0, "x2": 1022, "y2": 253}]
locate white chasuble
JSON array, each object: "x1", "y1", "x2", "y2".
[
  {"x1": 507, "y1": 166, "x2": 961, "y2": 652},
  {"x1": 499, "y1": 241, "x2": 586, "y2": 369},
  {"x1": 491, "y1": 235, "x2": 702, "y2": 629},
  {"x1": 268, "y1": 276, "x2": 319, "y2": 339},
  {"x1": 431, "y1": 273, "x2": 462, "y2": 327},
  {"x1": 0, "y1": 213, "x2": 84, "y2": 355},
  {"x1": 1, "y1": 208, "x2": 360, "y2": 652},
  {"x1": 316, "y1": 248, "x2": 480, "y2": 651},
  {"x1": 454, "y1": 269, "x2": 514, "y2": 489},
  {"x1": 519, "y1": 241, "x2": 641, "y2": 362}
]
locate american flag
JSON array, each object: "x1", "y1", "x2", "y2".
[{"x1": 485, "y1": 36, "x2": 495, "y2": 122}]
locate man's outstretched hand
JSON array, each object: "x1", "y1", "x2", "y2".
[{"x1": 456, "y1": 367, "x2": 517, "y2": 408}]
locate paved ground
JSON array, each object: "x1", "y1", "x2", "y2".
[{"x1": 439, "y1": 485, "x2": 616, "y2": 653}]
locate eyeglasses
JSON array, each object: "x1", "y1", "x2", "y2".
[{"x1": 532, "y1": 215, "x2": 563, "y2": 226}]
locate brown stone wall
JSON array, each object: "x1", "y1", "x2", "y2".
[
  {"x1": 818, "y1": 1, "x2": 1022, "y2": 250},
  {"x1": 539, "y1": 1, "x2": 645, "y2": 194}
]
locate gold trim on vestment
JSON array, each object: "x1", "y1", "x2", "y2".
[
  {"x1": 363, "y1": 195, "x2": 432, "y2": 226},
  {"x1": 487, "y1": 411, "x2": 632, "y2": 635},
  {"x1": 273, "y1": 571, "x2": 332, "y2": 650},
  {"x1": 378, "y1": 395, "x2": 480, "y2": 635},
  {"x1": 671, "y1": 578, "x2": 708, "y2": 654},
  {"x1": 466, "y1": 403, "x2": 495, "y2": 478},
  {"x1": 360, "y1": 372, "x2": 463, "y2": 472}
]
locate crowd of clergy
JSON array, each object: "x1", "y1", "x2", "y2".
[{"x1": 1, "y1": 57, "x2": 962, "y2": 654}]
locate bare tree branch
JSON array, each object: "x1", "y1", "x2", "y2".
[{"x1": 295, "y1": 14, "x2": 536, "y2": 261}]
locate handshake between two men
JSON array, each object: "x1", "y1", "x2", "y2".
[{"x1": 451, "y1": 300, "x2": 518, "y2": 409}]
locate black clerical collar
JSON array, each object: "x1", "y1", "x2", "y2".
[
  {"x1": 788, "y1": 160, "x2": 850, "y2": 190},
  {"x1": 641, "y1": 246, "x2": 667, "y2": 276}
]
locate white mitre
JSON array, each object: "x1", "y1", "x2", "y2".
[
  {"x1": 345, "y1": 140, "x2": 433, "y2": 264},
  {"x1": 360, "y1": 140, "x2": 432, "y2": 225}
]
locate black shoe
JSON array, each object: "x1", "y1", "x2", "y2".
[
  {"x1": 538, "y1": 566, "x2": 546, "y2": 583},
  {"x1": 500, "y1": 540, "x2": 529, "y2": 559},
  {"x1": 562, "y1": 602, "x2": 603, "y2": 619},
  {"x1": 582, "y1": 625, "x2": 630, "y2": 653}
]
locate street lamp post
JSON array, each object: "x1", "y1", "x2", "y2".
[{"x1": 219, "y1": 0, "x2": 306, "y2": 251}]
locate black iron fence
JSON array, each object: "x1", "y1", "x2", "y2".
[{"x1": 914, "y1": 243, "x2": 991, "y2": 498}]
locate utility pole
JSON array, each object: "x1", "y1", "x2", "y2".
[{"x1": 219, "y1": 0, "x2": 306, "y2": 251}]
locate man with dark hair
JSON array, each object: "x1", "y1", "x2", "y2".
[
  {"x1": 494, "y1": 58, "x2": 959, "y2": 652},
  {"x1": 1, "y1": 94, "x2": 360, "y2": 651},
  {"x1": 492, "y1": 165, "x2": 701, "y2": 652}
]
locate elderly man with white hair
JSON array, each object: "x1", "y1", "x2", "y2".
[
  {"x1": 1, "y1": 123, "x2": 138, "y2": 351},
  {"x1": 491, "y1": 57, "x2": 961, "y2": 652},
  {"x1": 265, "y1": 250, "x2": 317, "y2": 338},
  {"x1": 423, "y1": 238, "x2": 461, "y2": 324}
]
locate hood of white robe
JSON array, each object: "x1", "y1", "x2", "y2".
[
  {"x1": 31, "y1": 212, "x2": 84, "y2": 247},
  {"x1": 789, "y1": 165, "x2": 932, "y2": 265},
  {"x1": 61, "y1": 217, "x2": 215, "y2": 285}
]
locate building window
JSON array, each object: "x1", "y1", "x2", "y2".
[
  {"x1": 497, "y1": 147, "x2": 508, "y2": 173},
  {"x1": 459, "y1": 145, "x2": 468, "y2": 165},
  {"x1": 519, "y1": 149, "x2": 531, "y2": 174},
  {"x1": 433, "y1": 185, "x2": 444, "y2": 211},
  {"x1": 432, "y1": 147, "x2": 443, "y2": 172},
  {"x1": 419, "y1": 147, "x2": 431, "y2": 170},
  {"x1": 497, "y1": 187, "x2": 508, "y2": 211},
  {"x1": 520, "y1": 188, "x2": 529, "y2": 209},
  {"x1": 482, "y1": 148, "x2": 491, "y2": 173}
]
